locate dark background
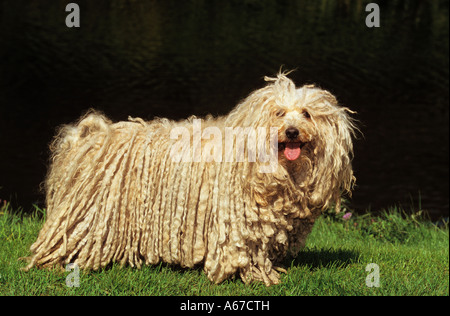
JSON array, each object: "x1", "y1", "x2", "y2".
[{"x1": 0, "y1": 0, "x2": 448, "y2": 220}]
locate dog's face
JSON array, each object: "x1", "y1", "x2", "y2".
[
  {"x1": 227, "y1": 74, "x2": 355, "y2": 190},
  {"x1": 272, "y1": 87, "x2": 322, "y2": 165},
  {"x1": 273, "y1": 97, "x2": 315, "y2": 163}
]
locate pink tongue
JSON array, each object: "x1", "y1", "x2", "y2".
[{"x1": 284, "y1": 142, "x2": 301, "y2": 161}]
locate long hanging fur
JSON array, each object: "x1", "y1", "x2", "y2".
[{"x1": 24, "y1": 73, "x2": 357, "y2": 285}]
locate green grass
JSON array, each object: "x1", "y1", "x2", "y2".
[{"x1": 0, "y1": 202, "x2": 448, "y2": 296}]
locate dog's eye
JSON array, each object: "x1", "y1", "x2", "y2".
[
  {"x1": 303, "y1": 111, "x2": 311, "y2": 119},
  {"x1": 275, "y1": 109, "x2": 286, "y2": 117}
]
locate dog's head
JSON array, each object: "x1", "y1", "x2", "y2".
[
  {"x1": 271, "y1": 85, "x2": 315, "y2": 164},
  {"x1": 228, "y1": 72, "x2": 357, "y2": 211}
]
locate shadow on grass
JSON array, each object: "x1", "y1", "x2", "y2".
[
  {"x1": 80, "y1": 248, "x2": 360, "y2": 287},
  {"x1": 143, "y1": 248, "x2": 361, "y2": 277},
  {"x1": 284, "y1": 248, "x2": 360, "y2": 270}
]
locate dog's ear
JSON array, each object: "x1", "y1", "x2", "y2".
[{"x1": 308, "y1": 94, "x2": 357, "y2": 212}]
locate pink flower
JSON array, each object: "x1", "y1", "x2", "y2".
[{"x1": 342, "y1": 212, "x2": 352, "y2": 220}]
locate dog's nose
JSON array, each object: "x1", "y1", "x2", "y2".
[{"x1": 285, "y1": 127, "x2": 299, "y2": 140}]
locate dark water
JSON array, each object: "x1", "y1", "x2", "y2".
[{"x1": 0, "y1": 0, "x2": 448, "y2": 220}]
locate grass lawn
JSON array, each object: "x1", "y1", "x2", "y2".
[{"x1": 0, "y1": 202, "x2": 448, "y2": 296}]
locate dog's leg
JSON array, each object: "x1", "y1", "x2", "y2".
[
  {"x1": 239, "y1": 264, "x2": 280, "y2": 286},
  {"x1": 238, "y1": 242, "x2": 281, "y2": 286}
]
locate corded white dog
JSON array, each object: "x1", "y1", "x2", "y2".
[{"x1": 25, "y1": 72, "x2": 357, "y2": 286}]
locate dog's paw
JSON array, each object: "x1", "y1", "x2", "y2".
[{"x1": 239, "y1": 265, "x2": 281, "y2": 286}]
